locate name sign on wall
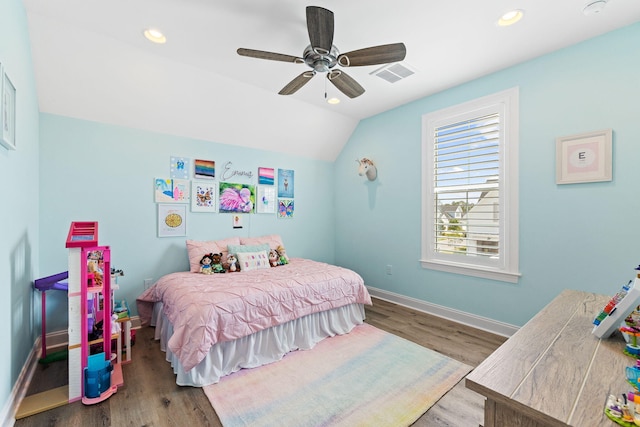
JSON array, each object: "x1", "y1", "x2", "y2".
[{"x1": 222, "y1": 161, "x2": 254, "y2": 181}]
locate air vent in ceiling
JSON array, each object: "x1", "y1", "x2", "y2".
[{"x1": 370, "y1": 62, "x2": 415, "y2": 83}]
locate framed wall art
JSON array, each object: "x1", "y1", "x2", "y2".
[
  {"x1": 158, "y1": 204, "x2": 187, "y2": 237},
  {"x1": 258, "y1": 167, "x2": 274, "y2": 185},
  {"x1": 194, "y1": 158, "x2": 215, "y2": 180},
  {"x1": 219, "y1": 182, "x2": 255, "y2": 213},
  {"x1": 191, "y1": 180, "x2": 218, "y2": 212},
  {"x1": 170, "y1": 156, "x2": 191, "y2": 180},
  {"x1": 0, "y1": 65, "x2": 16, "y2": 150},
  {"x1": 278, "y1": 198, "x2": 294, "y2": 219},
  {"x1": 256, "y1": 185, "x2": 276, "y2": 214},
  {"x1": 154, "y1": 178, "x2": 190, "y2": 203},
  {"x1": 556, "y1": 129, "x2": 612, "y2": 184},
  {"x1": 278, "y1": 169, "x2": 294, "y2": 198}
]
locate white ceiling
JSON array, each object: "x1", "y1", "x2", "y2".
[{"x1": 23, "y1": 0, "x2": 640, "y2": 161}]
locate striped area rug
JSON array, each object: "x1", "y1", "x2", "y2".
[{"x1": 203, "y1": 323, "x2": 472, "y2": 427}]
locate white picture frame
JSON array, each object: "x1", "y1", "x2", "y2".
[
  {"x1": 556, "y1": 129, "x2": 612, "y2": 184},
  {"x1": 191, "y1": 180, "x2": 218, "y2": 212},
  {"x1": 256, "y1": 185, "x2": 276, "y2": 214},
  {"x1": 0, "y1": 66, "x2": 16, "y2": 150},
  {"x1": 158, "y1": 204, "x2": 187, "y2": 237}
]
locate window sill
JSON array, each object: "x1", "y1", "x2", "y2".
[{"x1": 420, "y1": 259, "x2": 521, "y2": 283}]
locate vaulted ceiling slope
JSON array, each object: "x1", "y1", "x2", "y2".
[{"x1": 23, "y1": 0, "x2": 640, "y2": 161}]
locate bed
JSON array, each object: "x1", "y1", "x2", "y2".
[{"x1": 136, "y1": 235, "x2": 372, "y2": 387}]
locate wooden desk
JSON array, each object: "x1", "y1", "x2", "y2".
[{"x1": 466, "y1": 289, "x2": 632, "y2": 426}]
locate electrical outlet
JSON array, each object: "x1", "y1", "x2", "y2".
[
  {"x1": 385, "y1": 265, "x2": 393, "y2": 275},
  {"x1": 144, "y1": 278, "x2": 153, "y2": 289}
]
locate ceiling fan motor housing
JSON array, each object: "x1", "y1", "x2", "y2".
[{"x1": 304, "y1": 45, "x2": 339, "y2": 73}]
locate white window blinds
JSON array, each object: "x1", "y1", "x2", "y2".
[{"x1": 433, "y1": 113, "x2": 500, "y2": 258}]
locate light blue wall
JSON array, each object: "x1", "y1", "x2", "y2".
[
  {"x1": 6, "y1": 3, "x2": 640, "y2": 417},
  {"x1": 335, "y1": 23, "x2": 640, "y2": 327},
  {"x1": 38, "y1": 115, "x2": 336, "y2": 332},
  {"x1": 1, "y1": 0, "x2": 40, "y2": 418}
]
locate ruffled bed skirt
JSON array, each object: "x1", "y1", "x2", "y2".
[{"x1": 152, "y1": 303, "x2": 366, "y2": 387}]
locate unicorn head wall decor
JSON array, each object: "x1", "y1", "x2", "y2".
[{"x1": 356, "y1": 158, "x2": 377, "y2": 181}]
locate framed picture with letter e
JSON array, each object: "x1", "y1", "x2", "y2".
[{"x1": 556, "y1": 129, "x2": 612, "y2": 184}]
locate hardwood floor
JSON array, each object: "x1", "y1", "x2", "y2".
[{"x1": 14, "y1": 298, "x2": 507, "y2": 427}]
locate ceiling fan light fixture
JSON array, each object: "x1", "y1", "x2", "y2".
[
  {"x1": 498, "y1": 9, "x2": 524, "y2": 27},
  {"x1": 143, "y1": 28, "x2": 167, "y2": 44},
  {"x1": 327, "y1": 97, "x2": 340, "y2": 104}
]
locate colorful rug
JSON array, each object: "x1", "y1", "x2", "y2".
[{"x1": 203, "y1": 323, "x2": 472, "y2": 427}]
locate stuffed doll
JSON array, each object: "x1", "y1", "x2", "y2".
[
  {"x1": 200, "y1": 253, "x2": 214, "y2": 274},
  {"x1": 87, "y1": 260, "x2": 104, "y2": 287},
  {"x1": 227, "y1": 254, "x2": 239, "y2": 272},
  {"x1": 211, "y1": 253, "x2": 226, "y2": 273},
  {"x1": 276, "y1": 245, "x2": 289, "y2": 265},
  {"x1": 269, "y1": 249, "x2": 279, "y2": 267}
]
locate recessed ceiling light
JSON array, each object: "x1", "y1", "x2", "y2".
[
  {"x1": 498, "y1": 9, "x2": 524, "y2": 27},
  {"x1": 143, "y1": 28, "x2": 166, "y2": 44},
  {"x1": 327, "y1": 97, "x2": 340, "y2": 105}
]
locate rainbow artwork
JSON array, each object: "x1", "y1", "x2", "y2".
[
  {"x1": 194, "y1": 159, "x2": 215, "y2": 180},
  {"x1": 258, "y1": 167, "x2": 274, "y2": 185}
]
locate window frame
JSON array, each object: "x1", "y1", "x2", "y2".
[{"x1": 420, "y1": 88, "x2": 520, "y2": 283}]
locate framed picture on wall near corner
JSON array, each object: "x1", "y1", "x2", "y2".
[
  {"x1": 0, "y1": 66, "x2": 16, "y2": 150},
  {"x1": 556, "y1": 129, "x2": 612, "y2": 184}
]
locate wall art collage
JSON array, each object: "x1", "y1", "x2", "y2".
[{"x1": 154, "y1": 156, "x2": 295, "y2": 237}]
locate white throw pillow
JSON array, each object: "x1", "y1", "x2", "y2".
[{"x1": 236, "y1": 251, "x2": 270, "y2": 271}]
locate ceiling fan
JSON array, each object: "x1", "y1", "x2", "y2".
[{"x1": 237, "y1": 6, "x2": 407, "y2": 99}]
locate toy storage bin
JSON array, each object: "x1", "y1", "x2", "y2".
[{"x1": 84, "y1": 352, "x2": 113, "y2": 398}]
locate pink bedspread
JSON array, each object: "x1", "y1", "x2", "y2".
[{"x1": 136, "y1": 258, "x2": 371, "y2": 371}]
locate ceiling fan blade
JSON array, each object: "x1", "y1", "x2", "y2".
[
  {"x1": 327, "y1": 70, "x2": 365, "y2": 99},
  {"x1": 237, "y1": 48, "x2": 304, "y2": 64},
  {"x1": 337, "y1": 43, "x2": 407, "y2": 67},
  {"x1": 306, "y1": 6, "x2": 334, "y2": 55},
  {"x1": 279, "y1": 71, "x2": 316, "y2": 95}
]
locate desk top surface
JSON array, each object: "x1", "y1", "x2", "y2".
[{"x1": 466, "y1": 289, "x2": 633, "y2": 426}]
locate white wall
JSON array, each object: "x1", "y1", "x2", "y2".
[
  {"x1": 334, "y1": 22, "x2": 640, "y2": 327},
  {"x1": 0, "y1": 0, "x2": 40, "y2": 419}
]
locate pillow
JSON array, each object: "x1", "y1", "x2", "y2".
[
  {"x1": 186, "y1": 237, "x2": 241, "y2": 273},
  {"x1": 227, "y1": 243, "x2": 270, "y2": 256},
  {"x1": 240, "y1": 234, "x2": 284, "y2": 250},
  {"x1": 236, "y1": 251, "x2": 270, "y2": 272}
]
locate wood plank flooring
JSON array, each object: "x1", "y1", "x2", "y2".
[{"x1": 14, "y1": 297, "x2": 507, "y2": 427}]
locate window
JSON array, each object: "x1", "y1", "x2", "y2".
[{"x1": 421, "y1": 88, "x2": 520, "y2": 283}]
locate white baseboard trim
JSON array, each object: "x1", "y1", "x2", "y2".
[
  {"x1": 367, "y1": 286, "x2": 519, "y2": 338},
  {"x1": 1, "y1": 336, "x2": 41, "y2": 427},
  {"x1": 2, "y1": 315, "x2": 142, "y2": 426}
]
